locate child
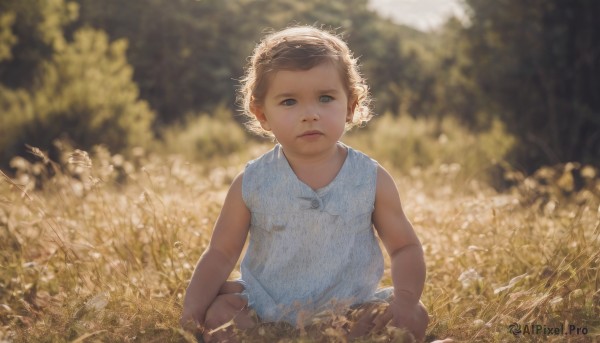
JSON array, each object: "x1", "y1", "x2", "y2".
[{"x1": 181, "y1": 26, "x2": 428, "y2": 342}]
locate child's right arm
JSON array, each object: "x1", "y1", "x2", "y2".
[{"x1": 180, "y1": 172, "x2": 250, "y2": 332}]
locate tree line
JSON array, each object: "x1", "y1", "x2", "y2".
[{"x1": 1, "y1": 0, "x2": 598, "y2": 172}]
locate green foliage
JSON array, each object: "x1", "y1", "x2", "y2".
[
  {"x1": 0, "y1": 28, "x2": 154, "y2": 164},
  {"x1": 0, "y1": 0, "x2": 78, "y2": 88},
  {"x1": 74, "y1": 0, "x2": 249, "y2": 126},
  {"x1": 351, "y1": 20, "x2": 438, "y2": 117},
  {"x1": 73, "y1": 0, "x2": 435, "y2": 123},
  {"x1": 426, "y1": 17, "x2": 493, "y2": 131},
  {"x1": 343, "y1": 114, "x2": 515, "y2": 185},
  {"x1": 0, "y1": 12, "x2": 18, "y2": 62},
  {"x1": 0, "y1": 88, "x2": 33, "y2": 161},
  {"x1": 160, "y1": 105, "x2": 248, "y2": 161},
  {"x1": 2, "y1": 0, "x2": 599, "y2": 175},
  {"x1": 460, "y1": 0, "x2": 600, "y2": 169},
  {"x1": 39, "y1": 28, "x2": 153, "y2": 148}
]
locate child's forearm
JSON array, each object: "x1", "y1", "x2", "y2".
[
  {"x1": 183, "y1": 248, "x2": 238, "y2": 318},
  {"x1": 390, "y1": 244, "x2": 426, "y2": 305}
]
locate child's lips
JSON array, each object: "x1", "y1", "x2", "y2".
[{"x1": 299, "y1": 130, "x2": 323, "y2": 138}]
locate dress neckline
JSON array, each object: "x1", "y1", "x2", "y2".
[{"x1": 276, "y1": 142, "x2": 351, "y2": 195}]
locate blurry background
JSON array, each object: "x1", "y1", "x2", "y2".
[
  {"x1": 1, "y1": 2, "x2": 599, "y2": 341},
  {"x1": 1, "y1": 0, "x2": 599, "y2": 180},
  {"x1": 370, "y1": 0, "x2": 465, "y2": 31}
]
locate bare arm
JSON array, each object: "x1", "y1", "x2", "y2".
[
  {"x1": 372, "y1": 165, "x2": 425, "y2": 305},
  {"x1": 181, "y1": 172, "x2": 250, "y2": 328},
  {"x1": 347, "y1": 166, "x2": 429, "y2": 341}
]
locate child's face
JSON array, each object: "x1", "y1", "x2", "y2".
[{"x1": 252, "y1": 62, "x2": 355, "y2": 157}]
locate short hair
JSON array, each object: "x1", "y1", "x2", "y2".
[{"x1": 238, "y1": 26, "x2": 372, "y2": 138}]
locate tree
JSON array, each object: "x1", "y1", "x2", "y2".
[
  {"x1": 73, "y1": 0, "x2": 436, "y2": 123},
  {"x1": 74, "y1": 0, "x2": 245, "y2": 127},
  {"x1": 461, "y1": 0, "x2": 600, "y2": 169},
  {"x1": 0, "y1": 0, "x2": 154, "y2": 166},
  {"x1": 0, "y1": 0, "x2": 77, "y2": 88}
]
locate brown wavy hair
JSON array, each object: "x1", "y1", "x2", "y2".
[{"x1": 238, "y1": 26, "x2": 372, "y2": 138}]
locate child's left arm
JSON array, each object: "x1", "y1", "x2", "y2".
[{"x1": 372, "y1": 165, "x2": 428, "y2": 340}]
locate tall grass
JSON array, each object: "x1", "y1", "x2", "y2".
[
  {"x1": 343, "y1": 114, "x2": 515, "y2": 188},
  {"x1": 0, "y1": 116, "x2": 598, "y2": 342},
  {"x1": 158, "y1": 104, "x2": 250, "y2": 163}
]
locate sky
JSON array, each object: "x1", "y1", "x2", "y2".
[{"x1": 368, "y1": 0, "x2": 467, "y2": 31}]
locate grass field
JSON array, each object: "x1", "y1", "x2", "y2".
[{"x1": 1, "y1": 118, "x2": 599, "y2": 342}]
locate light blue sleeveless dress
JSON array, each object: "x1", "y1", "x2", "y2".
[{"x1": 240, "y1": 143, "x2": 387, "y2": 325}]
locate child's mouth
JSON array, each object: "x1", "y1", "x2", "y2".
[{"x1": 299, "y1": 130, "x2": 323, "y2": 138}]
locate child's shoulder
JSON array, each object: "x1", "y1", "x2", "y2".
[
  {"x1": 343, "y1": 143, "x2": 379, "y2": 169},
  {"x1": 245, "y1": 144, "x2": 282, "y2": 171},
  {"x1": 241, "y1": 145, "x2": 282, "y2": 203}
]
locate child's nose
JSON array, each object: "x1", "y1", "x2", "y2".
[{"x1": 301, "y1": 104, "x2": 320, "y2": 121}]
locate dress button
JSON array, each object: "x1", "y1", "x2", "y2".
[{"x1": 310, "y1": 199, "x2": 320, "y2": 209}]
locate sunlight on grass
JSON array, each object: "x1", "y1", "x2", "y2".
[{"x1": 1, "y1": 117, "x2": 598, "y2": 342}]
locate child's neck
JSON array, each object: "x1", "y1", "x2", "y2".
[{"x1": 281, "y1": 143, "x2": 347, "y2": 191}]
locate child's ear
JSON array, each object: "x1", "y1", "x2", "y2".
[
  {"x1": 346, "y1": 98, "x2": 358, "y2": 123},
  {"x1": 250, "y1": 100, "x2": 272, "y2": 131}
]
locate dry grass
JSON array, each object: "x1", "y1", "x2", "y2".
[{"x1": 1, "y1": 134, "x2": 599, "y2": 342}]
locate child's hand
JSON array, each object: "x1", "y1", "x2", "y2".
[
  {"x1": 347, "y1": 302, "x2": 389, "y2": 339},
  {"x1": 347, "y1": 296, "x2": 428, "y2": 341},
  {"x1": 180, "y1": 302, "x2": 206, "y2": 335},
  {"x1": 387, "y1": 296, "x2": 429, "y2": 342},
  {"x1": 180, "y1": 295, "x2": 248, "y2": 342}
]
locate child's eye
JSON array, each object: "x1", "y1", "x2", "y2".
[
  {"x1": 281, "y1": 99, "x2": 296, "y2": 106},
  {"x1": 319, "y1": 95, "x2": 334, "y2": 103}
]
